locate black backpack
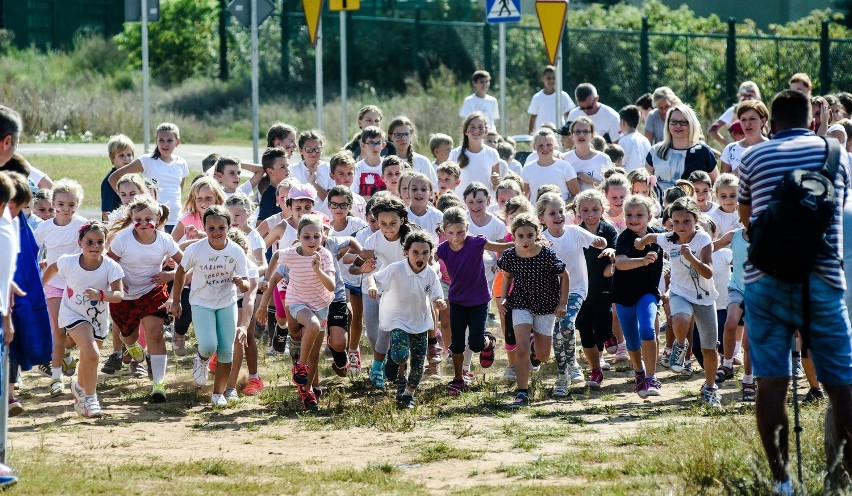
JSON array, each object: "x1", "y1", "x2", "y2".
[{"x1": 747, "y1": 137, "x2": 841, "y2": 284}]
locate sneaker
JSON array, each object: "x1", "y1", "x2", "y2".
[
  {"x1": 242, "y1": 377, "x2": 265, "y2": 396},
  {"x1": 38, "y1": 362, "x2": 52, "y2": 377},
  {"x1": 702, "y1": 385, "x2": 722, "y2": 408},
  {"x1": 742, "y1": 382, "x2": 756, "y2": 402},
  {"x1": 75, "y1": 395, "x2": 102, "y2": 418},
  {"x1": 50, "y1": 379, "x2": 64, "y2": 397},
  {"x1": 479, "y1": 332, "x2": 496, "y2": 369},
  {"x1": 604, "y1": 336, "x2": 618, "y2": 355},
  {"x1": 130, "y1": 359, "x2": 147, "y2": 378},
  {"x1": 163, "y1": 324, "x2": 174, "y2": 343},
  {"x1": 291, "y1": 363, "x2": 309, "y2": 386},
  {"x1": 448, "y1": 379, "x2": 466, "y2": 396},
  {"x1": 715, "y1": 365, "x2": 734, "y2": 383},
  {"x1": 70, "y1": 379, "x2": 85, "y2": 404},
  {"x1": 297, "y1": 386, "x2": 318, "y2": 411},
  {"x1": 271, "y1": 325, "x2": 288, "y2": 353},
  {"x1": 552, "y1": 374, "x2": 569, "y2": 397},
  {"x1": 599, "y1": 357, "x2": 612, "y2": 371},
  {"x1": 347, "y1": 349, "x2": 362, "y2": 375},
  {"x1": 679, "y1": 360, "x2": 694, "y2": 378},
  {"x1": 192, "y1": 356, "x2": 209, "y2": 386},
  {"x1": 424, "y1": 363, "x2": 440, "y2": 378},
  {"x1": 614, "y1": 342, "x2": 629, "y2": 362},
  {"x1": 529, "y1": 336, "x2": 541, "y2": 368},
  {"x1": 7, "y1": 397, "x2": 22, "y2": 417},
  {"x1": 173, "y1": 334, "x2": 187, "y2": 356},
  {"x1": 223, "y1": 387, "x2": 239, "y2": 403},
  {"x1": 659, "y1": 349, "x2": 671, "y2": 369},
  {"x1": 211, "y1": 393, "x2": 227, "y2": 407},
  {"x1": 802, "y1": 387, "x2": 825, "y2": 405},
  {"x1": 124, "y1": 342, "x2": 145, "y2": 363},
  {"x1": 462, "y1": 370, "x2": 475, "y2": 385},
  {"x1": 208, "y1": 353, "x2": 218, "y2": 374},
  {"x1": 61, "y1": 353, "x2": 78, "y2": 377},
  {"x1": 427, "y1": 339, "x2": 443, "y2": 365},
  {"x1": 397, "y1": 394, "x2": 415, "y2": 409},
  {"x1": 369, "y1": 362, "x2": 385, "y2": 389},
  {"x1": 331, "y1": 360, "x2": 348, "y2": 377},
  {"x1": 150, "y1": 381, "x2": 167, "y2": 403},
  {"x1": 569, "y1": 364, "x2": 584, "y2": 385},
  {"x1": 528, "y1": 360, "x2": 541, "y2": 373},
  {"x1": 645, "y1": 377, "x2": 661, "y2": 396},
  {"x1": 634, "y1": 371, "x2": 649, "y2": 398},
  {"x1": 669, "y1": 340, "x2": 689, "y2": 373},
  {"x1": 732, "y1": 351, "x2": 744, "y2": 365},
  {"x1": 394, "y1": 379, "x2": 407, "y2": 399},
  {"x1": 287, "y1": 336, "x2": 301, "y2": 362},
  {"x1": 586, "y1": 368, "x2": 603, "y2": 389},
  {"x1": 795, "y1": 357, "x2": 805, "y2": 379},
  {"x1": 101, "y1": 352, "x2": 123, "y2": 375},
  {"x1": 511, "y1": 391, "x2": 530, "y2": 408},
  {"x1": 502, "y1": 364, "x2": 517, "y2": 382}
]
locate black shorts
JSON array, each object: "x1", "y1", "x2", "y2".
[
  {"x1": 327, "y1": 300, "x2": 350, "y2": 330},
  {"x1": 65, "y1": 319, "x2": 108, "y2": 341},
  {"x1": 237, "y1": 297, "x2": 244, "y2": 309}
]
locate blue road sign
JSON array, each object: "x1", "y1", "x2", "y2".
[{"x1": 486, "y1": 0, "x2": 520, "y2": 23}]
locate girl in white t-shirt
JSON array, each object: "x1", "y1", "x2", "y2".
[
  {"x1": 290, "y1": 130, "x2": 333, "y2": 200},
  {"x1": 41, "y1": 222, "x2": 125, "y2": 418},
  {"x1": 538, "y1": 193, "x2": 607, "y2": 397},
  {"x1": 634, "y1": 197, "x2": 720, "y2": 408},
  {"x1": 521, "y1": 130, "x2": 580, "y2": 203},
  {"x1": 449, "y1": 112, "x2": 501, "y2": 197},
  {"x1": 107, "y1": 173, "x2": 148, "y2": 225},
  {"x1": 108, "y1": 195, "x2": 181, "y2": 402},
  {"x1": 171, "y1": 206, "x2": 250, "y2": 407},
  {"x1": 564, "y1": 117, "x2": 613, "y2": 191},
  {"x1": 257, "y1": 178, "x2": 296, "y2": 239},
  {"x1": 381, "y1": 155, "x2": 405, "y2": 198},
  {"x1": 688, "y1": 170, "x2": 717, "y2": 214},
  {"x1": 108, "y1": 123, "x2": 189, "y2": 230},
  {"x1": 708, "y1": 173, "x2": 742, "y2": 236},
  {"x1": 388, "y1": 116, "x2": 439, "y2": 188},
  {"x1": 34, "y1": 179, "x2": 88, "y2": 398}
]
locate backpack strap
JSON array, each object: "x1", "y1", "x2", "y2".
[{"x1": 821, "y1": 136, "x2": 841, "y2": 183}]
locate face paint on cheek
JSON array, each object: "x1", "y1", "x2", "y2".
[{"x1": 135, "y1": 221, "x2": 156, "y2": 230}]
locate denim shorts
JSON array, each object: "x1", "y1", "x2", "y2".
[
  {"x1": 287, "y1": 304, "x2": 329, "y2": 328},
  {"x1": 745, "y1": 273, "x2": 852, "y2": 385},
  {"x1": 512, "y1": 309, "x2": 556, "y2": 337}
]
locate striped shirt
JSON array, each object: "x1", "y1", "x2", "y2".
[
  {"x1": 280, "y1": 246, "x2": 335, "y2": 310},
  {"x1": 738, "y1": 129, "x2": 850, "y2": 289}
]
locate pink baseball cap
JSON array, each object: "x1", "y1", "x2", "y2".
[{"x1": 288, "y1": 183, "x2": 317, "y2": 202}]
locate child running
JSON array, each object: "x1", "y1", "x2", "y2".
[
  {"x1": 497, "y1": 213, "x2": 569, "y2": 407},
  {"x1": 369, "y1": 230, "x2": 446, "y2": 409},
  {"x1": 107, "y1": 195, "x2": 181, "y2": 402},
  {"x1": 41, "y1": 222, "x2": 124, "y2": 417},
  {"x1": 171, "y1": 205, "x2": 250, "y2": 407},
  {"x1": 34, "y1": 179, "x2": 88, "y2": 397}
]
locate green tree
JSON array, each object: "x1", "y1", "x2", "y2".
[{"x1": 115, "y1": 0, "x2": 219, "y2": 86}]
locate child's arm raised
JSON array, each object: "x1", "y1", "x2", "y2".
[
  {"x1": 313, "y1": 252, "x2": 336, "y2": 292},
  {"x1": 108, "y1": 159, "x2": 144, "y2": 193},
  {"x1": 633, "y1": 233, "x2": 658, "y2": 250}
]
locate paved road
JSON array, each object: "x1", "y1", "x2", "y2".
[{"x1": 17, "y1": 143, "x2": 257, "y2": 171}]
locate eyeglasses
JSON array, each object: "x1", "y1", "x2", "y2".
[
  {"x1": 579, "y1": 103, "x2": 596, "y2": 111},
  {"x1": 329, "y1": 202, "x2": 351, "y2": 210},
  {"x1": 392, "y1": 132, "x2": 411, "y2": 140},
  {"x1": 364, "y1": 141, "x2": 383, "y2": 147},
  {"x1": 303, "y1": 146, "x2": 323, "y2": 154},
  {"x1": 669, "y1": 119, "x2": 690, "y2": 127},
  {"x1": 572, "y1": 130, "x2": 592, "y2": 136},
  {"x1": 467, "y1": 126, "x2": 486, "y2": 133}
]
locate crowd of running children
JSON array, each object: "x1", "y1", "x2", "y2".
[{"x1": 5, "y1": 68, "x2": 850, "y2": 417}]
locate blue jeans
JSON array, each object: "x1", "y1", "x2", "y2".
[
  {"x1": 745, "y1": 273, "x2": 852, "y2": 385},
  {"x1": 191, "y1": 304, "x2": 238, "y2": 363},
  {"x1": 615, "y1": 294, "x2": 658, "y2": 352}
]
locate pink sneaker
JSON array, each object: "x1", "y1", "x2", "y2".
[
  {"x1": 208, "y1": 353, "x2": 218, "y2": 374},
  {"x1": 241, "y1": 377, "x2": 265, "y2": 396},
  {"x1": 586, "y1": 368, "x2": 603, "y2": 389}
]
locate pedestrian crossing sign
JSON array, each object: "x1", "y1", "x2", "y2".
[{"x1": 486, "y1": 0, "x2": 521, "y2": 23}]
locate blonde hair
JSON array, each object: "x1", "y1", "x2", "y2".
[
  {"x1": 228, "y1": 228, "x2": 250, "y2": 251},
  {"x1": 713, "y1": 173, "x2": 739, "y2": 194},
  {"x1": 535, "y1": 192, "x2": 565, "y2": 219},
  {"x1": 182, "y1": 176, "x2": 226, "y2": 215},
  {"x1": 573, "y1": 188, "x2": 608, "y2": 211},
  {"x1": 297, "y1": 214, "x2": 324, "y2": 235},
  {"x1": 656, "y1": 104, "x2": 703, "y2": 160},
  {"x1": 52, "y1": 178, "x2": 85, "y2": 204},
  {"x1": 109, "y1": 194, "x2": 169, "y2": 239},
  {"x1": 441, "y1": 206, "x2": 468, "y2": 230},
  {"x1": 152, "y1": 122, "x2": 180, "y2": 160},
  {"x1": 623, "y1": 194, "x2": 655, "y2": 217},
  {"x1": 107, "y1": 134, "x2": 135, "y2": 161},
  {"x1": 496, "y1": 178, "x2": 523, "y2": 197},
  {"x1": 225, "y1": 192, "x2": 256, "y2": 215},
  {"x1": 116, "y1": 173, "x2": 148, "y2": 195},
  {"x1": 601, "y1": 173, "x2": 629, "y2": 195}
]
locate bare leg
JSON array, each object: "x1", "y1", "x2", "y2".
[{"x1": 756, "y1": 377, "x2": 791, "y2": 483}]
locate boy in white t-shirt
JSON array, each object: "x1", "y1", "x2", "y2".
[
  {"x1": 616, "y1": 105, "x2": 652, "y2": 172},
  {"x1": 317, "y1": 150, "x2": 367, "y2": 220},
  {"x1": 213, "y1": 155, "x2": 265, "y2": 198},
  {"x1": 527, "y1": 65, "x2": 576, "y2": 133},
  {"x1": 460, "y1": 70, "x2": 499, "y2": 128}
]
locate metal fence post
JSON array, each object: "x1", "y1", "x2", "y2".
[
  {"x1": 640, "y1": 16, "x2": 649, "y2": 94},
  {"x1": 219, "y1": 0, "x2": 229, "y2": 81},
  {"x1": 821, "y1": 19, "x2": 831, "y2": 94},
  {"x1": 561, "y1": 23, "x2": 569, "y2": 88},
  {"x1": 281, "y1": 6, "x2": 290, "y2": 82},
  {"x1": 484, "y1": 22, "x2": 492, "y2": 76},
  {"x1": 726, "y1": 17, "x2": 736, "y2": 104}
]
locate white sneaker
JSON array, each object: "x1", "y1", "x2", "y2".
[
  {"x1": 502, "y1": 364, "x2": 517, "y2": 381},
  {"x1": 211, "y1": 393, "x2": 227, "y2": 407},
  {"x1": 599, "y1": 357, "x2": 612, "y2": 371},
  {"x1": 528, "y1": 361, "x2": 541, "y2": 373},
  {"x1": 70, "y1": 379, "x2": 85, "y2": 404},
  {"x1": 569, "y1": 365, "x2": 585, "y2": 385},
  {"x1": 192, "y1": 356, "x2": 208, "y2": 386},
  {"x1": 163, "y1": 325, "x2": 174, "y2": 343},
  {"x1": 552, "y1": 374, "x2": 569, "y2": 397},
  {"x1": 223, "y1": 388, "x2": 239, "y2": 403},
  {"x1": 75, "y1": 394, "x2": 102, "y2": 418}
]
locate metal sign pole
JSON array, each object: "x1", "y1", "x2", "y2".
[
  {"x1": 316, "y1": 16, "x2": 324, "y2": 132},
  {"x1": 556, "y1": 41, "x2": 562, "y2": 127},
  {"x1": 142, "y1": 0, "x2": 151, "y2": 153},
  {"x1": 251, "y1": 0, "x2": 260, "y2": 162},
  {"x1": 340, "y1": 12, "x2": 347, "y2": 145},
  {"x1": 499, "y1": 23, "x2": 506, "y2": 137}
]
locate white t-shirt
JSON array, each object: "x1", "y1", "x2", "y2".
[
  {"x1": 317, "y1": 193, "x2": 367, "y2": 221},
  {"x1": 544, "y1": 226, "x2": 597, "y2": 298},
  {"x1": 708, "y1": 207, "x2": 741, "y2": 236},
  {"x1": 521, "y1": 159, "x2": 578, "y2": 203},
  {"x1": 718, "y1": 104, "x2": 737, "y2": 126},
  {"x1": 364, "y1": 230, "x2": 405, "y2": 268},
  {"x1": 407, "y1": 206, "x2": 443, "y2": 244},
  {"x1": 353, "y1": 159, "x2": 385, "y2": 198},
  {"x1": 225, "y1": 180, "x2": 255, "y2": 199},
  {"x1": 238, "y1": 259, "x2": 259, "y2": 299},
  {"x1": 289, "y1": 160, "x2": 335, "y2": 193},
  {"x1": 331, "y1": 217, "x2": 369, "y2": 288},
  {"x1": 0, "y1": 209, "x2": 18, "y2": 316},
  {"x1": 567, "y1": 103, "x2": 623, "y2": 142},
  {"x1": 245, "y1": 227, "x2": 265, "y2": 254},
  {"x1": 712, "y1": 248, "x2": 733, "y2": 309},
  {"x1": 468, "y1": 213, "x2": 508, "y2": 284},
  {"x1": 56, "y1": 254, "x2": 124, "y2": 339},
  {"x1": 180, "y1": 239, "x2": 249, "y2": 309},
  {"x1": 373, "y1": 259, "x2": 442, "y2": 334},
  {"x1": 460, "y1": 93, "x2": 500, "y2": 125},
  {"x1": 655, "y1": 231, "x2": 717, "y2": 306},
  {"x1": 721, "y1": 141, "x2": 746, "y2": 172},
  {"x1": 34, "y1": 215, "x2": 88, "y2": 288},
  {"x1": 109, "y1": 229, "x2": 180, "y2": 299},
  {"x1": 448, "y1": 146, "x2": 500, "y2": 197},
  {"x1": 618, "y1": 131, "x2": 653, "y2": 172},
  {"x1": 351, "y1": 224, "x2": 376, "y2": 288},
  {"x1": 409, "y1": 152, "x2": 439, "y2": 188},
  {"x1": 139, "y1": 154, "x2": 190, "y2": 226},
  {"x1": 527, "y1": 90, "x2": 575, "y2": 130},
  {"x1": 28, "y1": 165, "x2": 47, "y2": 188},
  {"x1": 564, "y1": 150, "x2": 613, "y2": 191}
]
